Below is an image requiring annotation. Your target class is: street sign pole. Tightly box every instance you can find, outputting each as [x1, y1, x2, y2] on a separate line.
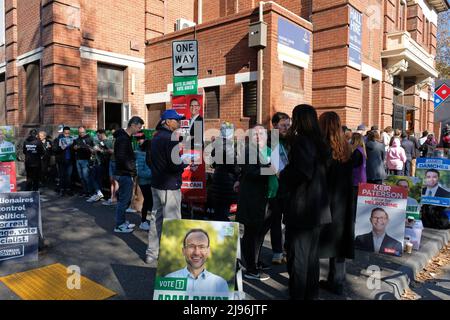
[172, 40, 198, 96]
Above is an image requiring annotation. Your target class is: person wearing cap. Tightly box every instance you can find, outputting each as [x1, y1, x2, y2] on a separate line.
[356, 124, 366, 135]
[113, 116, 145, 233]
[145, 109, 188, 265]
[23, 129, 44, 191]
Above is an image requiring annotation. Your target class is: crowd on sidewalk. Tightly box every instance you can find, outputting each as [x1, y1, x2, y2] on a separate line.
[21, 104, 450, 300]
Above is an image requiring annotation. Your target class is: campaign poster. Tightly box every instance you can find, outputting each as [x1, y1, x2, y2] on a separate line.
[383, 176, 422, 219]
[355, 183, 407, 257]
[416, 158, 450, 207]
[153, 219, 240, 300]
[171, 94, 206, 203]
[0, 126, 16, 162]
[0, 162, 17, 193]
[0, 192, 40, 264]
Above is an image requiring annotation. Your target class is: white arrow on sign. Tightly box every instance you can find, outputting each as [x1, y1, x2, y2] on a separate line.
[172, 40, 198, 77]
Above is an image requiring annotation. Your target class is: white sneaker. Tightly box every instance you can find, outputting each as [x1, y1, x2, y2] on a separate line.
[126, 207, 137, 213]
[125, 221, 136, 228]
[86, 193, 103, 203]
[114, 223, 134, 233]
[102, 199, 116, 206]
[139, 221, 150, 231]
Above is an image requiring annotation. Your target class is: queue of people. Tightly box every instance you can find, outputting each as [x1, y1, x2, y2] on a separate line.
[20, 105, 446, 301]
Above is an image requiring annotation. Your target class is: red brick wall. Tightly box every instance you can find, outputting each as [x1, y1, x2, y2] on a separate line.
[146, 4, 313, 130]
[17, 0, 40, 56]
[202, 0, 313, 23]
[145, 0, 195, 40]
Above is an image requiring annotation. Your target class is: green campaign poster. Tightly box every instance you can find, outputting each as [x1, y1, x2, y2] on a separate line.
[0, 126, 16, 162]
[173, 76, 198, 96]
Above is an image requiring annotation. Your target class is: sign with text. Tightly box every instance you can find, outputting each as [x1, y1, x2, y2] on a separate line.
[172, 94, 206, 203]
[0, 192, 40, 264]
[349, 6, 362, 70]
[355, 183, 407, 257]
[416, 158, 450, 207]
[0, 162, 17, 193]
[277, 17, 311, 69]
[153, 219, 240, 300]
[173, 76, 198, 96]
[172, 40, 198, 77]
[383, 176, 422, 219]
[0, 126, 16, 162]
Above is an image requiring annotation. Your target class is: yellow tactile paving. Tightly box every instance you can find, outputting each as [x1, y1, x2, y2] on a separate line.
[0, 263, 116, 300]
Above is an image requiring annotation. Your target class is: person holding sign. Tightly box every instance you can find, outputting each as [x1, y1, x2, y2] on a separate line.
[355, 208, 402, 256]
[165, 229, 229, 294]
[421, 169, 450, 198]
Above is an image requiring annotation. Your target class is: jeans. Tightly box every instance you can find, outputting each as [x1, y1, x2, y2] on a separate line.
[146, 188, 181, 261]
[404, 160, 412, 176]
[115, 176, 134, 227]
[91, 164, 104, 193]
[139, 184, 153, 222]
[76, 160, 94, 194]
[58, 160, 73, 191]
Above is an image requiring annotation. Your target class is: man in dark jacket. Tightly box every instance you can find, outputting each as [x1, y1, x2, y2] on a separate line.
[355, 208, 402, 256]
[73, 126, 96, 198]
[54, 126, 74, 195]
[23, 129, 44, 191]
[145, 109, 187, 265]
[38, 131, 52, 187]
[401, 132, 415, 176]
[113, 116, 144, 233]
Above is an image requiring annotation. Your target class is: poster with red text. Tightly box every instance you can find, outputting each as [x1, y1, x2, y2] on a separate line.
[0, 161, 17, 193]
[355, 183, 407, 257]
[171, 94, 206, 203]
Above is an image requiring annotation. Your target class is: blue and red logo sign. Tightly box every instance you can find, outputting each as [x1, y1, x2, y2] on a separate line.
[435, 83, 450, 110]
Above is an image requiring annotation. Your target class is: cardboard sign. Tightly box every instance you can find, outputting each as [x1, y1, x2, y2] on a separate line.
[416, 158, 450, 207]
[0, 162, 17, 193]
[355, 183, 407, 256]
[153, 219, 241, 300]
[0, 192, 40, 264]
[0, 126, 16, 162]
[171, 94, 206, 203]
[383, 176, 422, 219]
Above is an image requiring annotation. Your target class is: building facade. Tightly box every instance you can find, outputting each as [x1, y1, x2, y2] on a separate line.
[0, 0, 448, 138]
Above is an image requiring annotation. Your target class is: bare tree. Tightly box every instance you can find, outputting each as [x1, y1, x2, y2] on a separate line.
[437, 11, 450, 79]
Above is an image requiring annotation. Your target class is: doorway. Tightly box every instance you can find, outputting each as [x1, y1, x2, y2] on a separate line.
[105, 102, 122, 130]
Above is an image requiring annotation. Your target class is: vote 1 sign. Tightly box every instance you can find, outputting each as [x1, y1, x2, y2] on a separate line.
[0, 192, 40, 264]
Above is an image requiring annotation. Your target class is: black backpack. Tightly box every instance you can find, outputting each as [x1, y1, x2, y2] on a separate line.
[421, 205, 450, 229]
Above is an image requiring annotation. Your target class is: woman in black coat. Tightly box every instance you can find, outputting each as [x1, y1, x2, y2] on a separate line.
[365, 130, 386, 185]
[236, 124, 278, 281]
[209, 123, 240, 221]
[318, 111, 354, 295]
[280, 104, 332, 300]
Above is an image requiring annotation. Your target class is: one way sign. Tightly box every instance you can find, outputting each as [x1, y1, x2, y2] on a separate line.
[172, 40, 198, 77]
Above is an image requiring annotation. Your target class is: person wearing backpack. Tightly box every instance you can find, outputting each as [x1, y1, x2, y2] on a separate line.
[135, 132, 152, 231]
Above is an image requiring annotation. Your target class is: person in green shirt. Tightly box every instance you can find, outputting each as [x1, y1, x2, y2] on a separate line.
[235, 124, 278, 281]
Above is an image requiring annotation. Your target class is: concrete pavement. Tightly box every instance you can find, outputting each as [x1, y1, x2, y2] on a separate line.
[0, 185, 449, 300]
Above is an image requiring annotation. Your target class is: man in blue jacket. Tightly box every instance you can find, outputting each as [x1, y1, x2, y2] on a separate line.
[146, 109, 187, 266]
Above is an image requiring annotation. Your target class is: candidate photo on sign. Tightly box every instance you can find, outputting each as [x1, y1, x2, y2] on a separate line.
[355, 207, 403, 256]
[421, 169, 450, 198]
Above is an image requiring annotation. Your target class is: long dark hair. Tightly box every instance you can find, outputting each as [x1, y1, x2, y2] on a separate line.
[287, 104, 328, 160]
[319, 111, 351, 162]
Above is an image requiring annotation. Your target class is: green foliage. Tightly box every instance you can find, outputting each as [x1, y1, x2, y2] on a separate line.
[157, 220, 238, 290]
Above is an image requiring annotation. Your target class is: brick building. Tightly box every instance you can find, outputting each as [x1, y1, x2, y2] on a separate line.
[0, 0, 448, 138]
[145, 0, 449, 136]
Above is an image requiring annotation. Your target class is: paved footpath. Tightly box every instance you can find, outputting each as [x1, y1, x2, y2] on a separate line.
[0, 185, 449, 300]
